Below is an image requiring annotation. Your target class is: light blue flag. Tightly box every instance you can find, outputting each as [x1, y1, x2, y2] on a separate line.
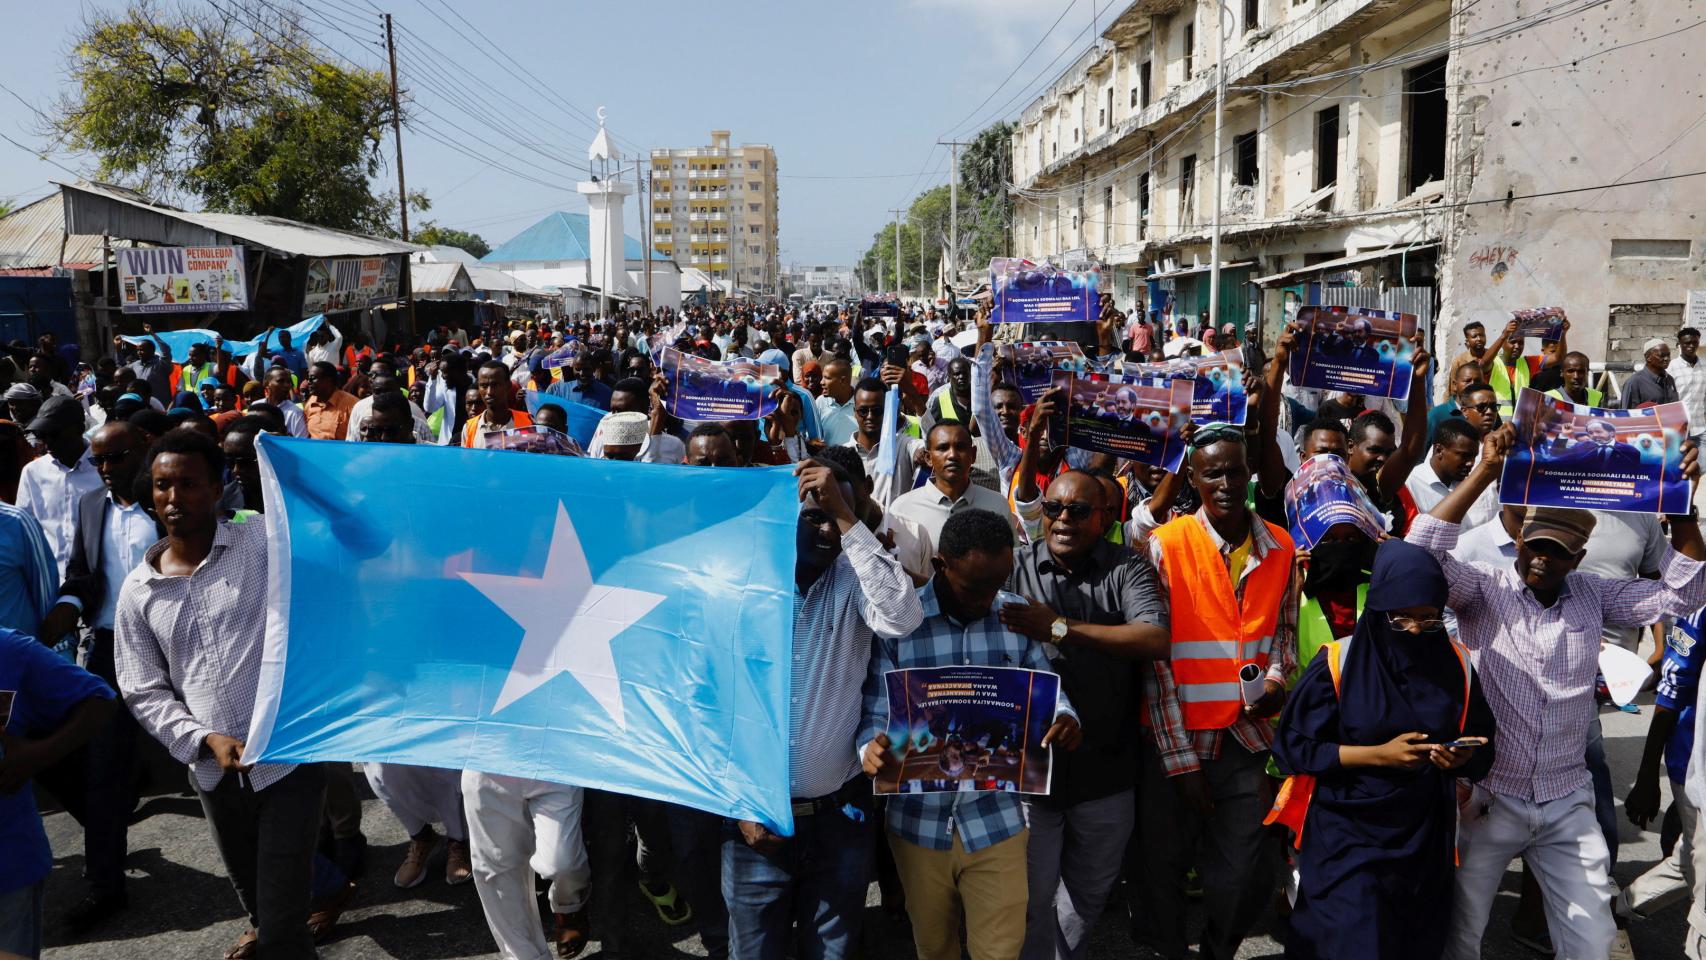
[121, 314, 327, 359]
[243, 435, 799, 832]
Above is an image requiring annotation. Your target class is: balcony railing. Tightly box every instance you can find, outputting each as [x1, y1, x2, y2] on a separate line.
[688, 211, 729, 223]
[691, 190, 728, 200]
[688, 168, 730, 180]
[651, 211, 673, 222]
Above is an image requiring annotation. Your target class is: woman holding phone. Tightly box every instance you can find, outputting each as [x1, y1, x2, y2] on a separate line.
[1271, 538, 1496, 960]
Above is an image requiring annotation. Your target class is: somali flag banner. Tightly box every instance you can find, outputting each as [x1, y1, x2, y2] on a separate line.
[243, 435, 799, 832]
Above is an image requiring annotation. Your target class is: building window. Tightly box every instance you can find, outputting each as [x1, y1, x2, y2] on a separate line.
[1102, 184, 1113, 244]
[1404, 55, 1449, 193]
[1139, 60, 1152, 108]
[748, 160, 759, 169]
[1244, 0, 1259, 31]
[1137, 172, 1151, 239]
[749, 182, 761, 191]
[1610, 239, 1693, 260]
[1183, 21, 1195, 78]
[1179, 154, 1196, 226]
[749, 203, 760, 212]
[1105, 87, 1114, 127]
[1315, 106, 1340, 194]
[1233, 131, 1259, 187]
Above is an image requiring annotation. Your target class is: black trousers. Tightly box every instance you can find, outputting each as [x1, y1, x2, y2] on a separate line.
[194, 764, 326, 958]
[34, 629, 137, 898]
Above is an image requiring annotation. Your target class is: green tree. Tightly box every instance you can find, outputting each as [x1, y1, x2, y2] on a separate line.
[49, 1, 421, 235]
[858, 121, 1013, 294]
[415, 222, 491, 259]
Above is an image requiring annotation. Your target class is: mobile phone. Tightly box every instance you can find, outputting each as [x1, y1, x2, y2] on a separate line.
[885, 344, 909, 368]
[1436, 737, 1487, 750]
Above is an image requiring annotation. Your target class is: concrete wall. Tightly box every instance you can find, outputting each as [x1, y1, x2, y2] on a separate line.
[1437, 0, 1706, 394]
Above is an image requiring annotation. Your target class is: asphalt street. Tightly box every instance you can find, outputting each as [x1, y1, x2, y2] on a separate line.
[38, 699, 1691, 960]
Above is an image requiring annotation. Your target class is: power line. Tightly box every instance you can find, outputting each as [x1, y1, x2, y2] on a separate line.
[0, 128, 82, 178]
[941, 0, 1080, 138]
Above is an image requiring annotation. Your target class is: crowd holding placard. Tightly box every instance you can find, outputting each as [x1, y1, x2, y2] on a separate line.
[5, 293, 1706, 960]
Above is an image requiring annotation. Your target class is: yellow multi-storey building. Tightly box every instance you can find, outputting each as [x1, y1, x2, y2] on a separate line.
[650, 131, 779, 295]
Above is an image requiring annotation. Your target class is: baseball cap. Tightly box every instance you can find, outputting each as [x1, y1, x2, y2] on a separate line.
[26, 395, 84, 435]
[1521, 507, 1595, 554]
[758, 348, 790, 371]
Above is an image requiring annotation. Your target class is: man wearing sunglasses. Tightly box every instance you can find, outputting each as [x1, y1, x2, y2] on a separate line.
[1140, 424, 1300, 960]
[844, 378, 923, 510]
[999, 441, 1169, 960]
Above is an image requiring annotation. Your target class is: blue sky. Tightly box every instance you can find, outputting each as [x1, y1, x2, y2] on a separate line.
[0, 0, 1104, 266]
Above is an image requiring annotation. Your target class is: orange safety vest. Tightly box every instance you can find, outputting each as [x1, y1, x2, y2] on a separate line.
[1264, 639, 1472, 849]
[461, 408, 533, 448]
[1152, 515, 1295, 731]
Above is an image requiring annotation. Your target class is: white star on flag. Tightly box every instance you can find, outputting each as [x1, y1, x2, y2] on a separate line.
[459, 503, 665, 729]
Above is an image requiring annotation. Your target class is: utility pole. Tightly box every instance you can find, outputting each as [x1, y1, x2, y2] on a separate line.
[640, 158, 653, 316]
[890, 208, 904, 297]
[919, 220, 926, 303]
[1208, 0, 1225, 334]
[938, 139, 970, 289]
[384, 14, 408, 241]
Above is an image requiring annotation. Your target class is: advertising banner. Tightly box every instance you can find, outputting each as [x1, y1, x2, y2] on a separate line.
[989, 258, 1099, 325]
[1047, 369, 1192, 471]
[1499, 388, 1691, 515]
[1512, 306, 1567, 342]
[1285, 453, 1388, 548]
[1288, 305, 1419, 400]
[302, 255, 403, 317]
[994, 340, 1090, 403]
[659, 346, 781, 421]
[1134, 350, 1248, 426]
[117, 245, 248, 314]
[874, 665, 1059, 796]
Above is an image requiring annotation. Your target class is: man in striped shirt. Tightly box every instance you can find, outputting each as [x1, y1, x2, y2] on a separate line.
[721, 457, 922, 960]
[1415, 427, 1706, 960]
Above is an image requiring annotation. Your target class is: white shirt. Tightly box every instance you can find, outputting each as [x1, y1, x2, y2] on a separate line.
[889, 480, 1018, 548]
[1670, 354, 1706, 434]
[16, 446, 102, 580]
[1579, 511, 1668, 651]
[95, 497, 159, 631]
[1405, 457, 1501, 531]
[343, 394, 431, 442]
[276, 398, 309, 438]
[846, 435, 922, 510]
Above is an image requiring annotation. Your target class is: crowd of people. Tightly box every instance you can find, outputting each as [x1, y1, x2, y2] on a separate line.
[3, 294, 1706, 960]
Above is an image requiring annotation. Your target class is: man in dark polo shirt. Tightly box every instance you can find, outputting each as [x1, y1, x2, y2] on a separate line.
[997, 469, 1170, 960]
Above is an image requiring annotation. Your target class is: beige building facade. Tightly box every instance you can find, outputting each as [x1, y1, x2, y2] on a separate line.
[650, 131, 781, 296]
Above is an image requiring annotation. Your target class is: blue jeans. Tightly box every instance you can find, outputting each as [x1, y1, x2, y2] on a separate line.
[1586, 712, 1618, 868]
[721, 803, 874, 960]
[0, 882, 44, 959]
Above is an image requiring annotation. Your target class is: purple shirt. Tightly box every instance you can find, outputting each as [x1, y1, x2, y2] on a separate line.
[1409, 514, 1706, 802]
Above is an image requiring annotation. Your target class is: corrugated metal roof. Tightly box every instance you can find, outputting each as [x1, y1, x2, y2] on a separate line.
[59, 181, 421, 258]
[464, 263, 550, 296]
[410, 261, 471, 294]
[0, 193, 108, 269]
[481, 211, 668, 264]
[414, 245, 480, 264]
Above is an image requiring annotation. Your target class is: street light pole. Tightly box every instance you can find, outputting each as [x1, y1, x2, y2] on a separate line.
[890, 208, 904, 297]
[1209, 0, 1226, 334]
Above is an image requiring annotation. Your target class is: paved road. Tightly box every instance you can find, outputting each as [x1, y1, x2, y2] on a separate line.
[39, 700, 1690, 959]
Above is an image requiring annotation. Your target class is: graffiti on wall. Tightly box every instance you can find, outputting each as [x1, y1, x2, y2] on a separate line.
[1468, 244, 1520, 283]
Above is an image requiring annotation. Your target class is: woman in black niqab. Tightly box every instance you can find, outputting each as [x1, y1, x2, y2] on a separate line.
[1272, 538, 1497, 960]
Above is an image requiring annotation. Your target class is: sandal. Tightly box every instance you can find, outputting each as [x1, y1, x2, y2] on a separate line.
[223, 929, 258, 960]
[638, 879, 693, 926]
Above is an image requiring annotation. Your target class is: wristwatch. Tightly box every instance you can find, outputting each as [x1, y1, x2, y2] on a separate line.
[1049, 617, 1069, 642]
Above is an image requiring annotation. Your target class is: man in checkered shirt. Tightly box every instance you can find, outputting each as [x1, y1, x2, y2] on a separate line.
[1412, 426, 1706, 960]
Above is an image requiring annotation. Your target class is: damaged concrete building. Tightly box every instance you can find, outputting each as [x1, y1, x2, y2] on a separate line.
[1008, 0, 1704, 396]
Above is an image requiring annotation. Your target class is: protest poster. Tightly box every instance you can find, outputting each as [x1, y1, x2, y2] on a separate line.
[994, 340, 1089, 403]
[1285, 454, 1388, 548]
[859, 295, 902, 319]
[543, 341, 583, 370]
[1047, 369, 1192, 471]
[482, 424, 582, 456]
[874, 665, 1059, 796]
[1512, 306, 1567, 342]
[1135, 350, 1248, 426]
[658, 346, 780, 421]
[1288, 305, 1419, 400]
[1498, 388, 1690, 515]
[989, 258, 1099, 325]
[117, 245, 248, 314]
[302, 255, 403, 317]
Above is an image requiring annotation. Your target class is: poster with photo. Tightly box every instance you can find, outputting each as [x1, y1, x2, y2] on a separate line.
[481, 424, 582, 456]
[1135, 350, 1248, 426]
[1499, 388, 1690, 515]
[994, 340, 1089, 403]
[301, 255, 403, 317]
[1288, 305, 1420, 400]
[875, 665, 1060, 796]
[658, 346, 781, 421]
[1285, 454, 1388, 548]
[859, 295, 902, 319]
[1512, 307, 1567, 342]
[1047, 369, 1192, 471]
[989, 258, 1100, 325]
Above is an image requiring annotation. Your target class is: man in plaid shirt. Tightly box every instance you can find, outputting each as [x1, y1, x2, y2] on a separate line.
[861, 508, 1079, 960]
[1413, 427, 1706, 960]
